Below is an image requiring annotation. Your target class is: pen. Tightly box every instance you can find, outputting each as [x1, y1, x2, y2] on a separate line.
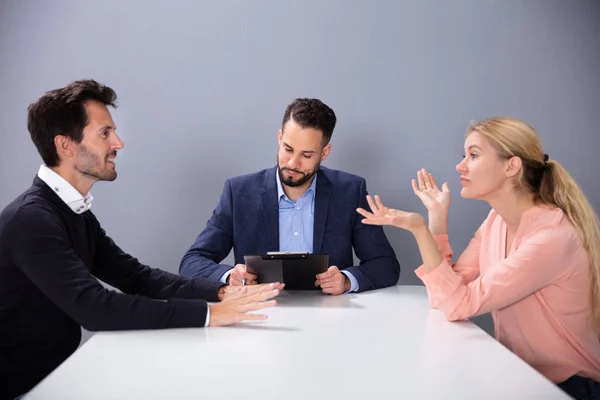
[242, 265, 247, 286]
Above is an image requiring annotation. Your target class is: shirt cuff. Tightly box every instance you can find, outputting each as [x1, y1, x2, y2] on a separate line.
[204, 304, 211, 327]
[341, 270, 359, 293]
[415, 261, 463, 308]
[433, 234, 449, 242]
[220, 269, 233, 284]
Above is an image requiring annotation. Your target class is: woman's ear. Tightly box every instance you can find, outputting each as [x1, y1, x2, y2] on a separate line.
[505, 156, 523, 178]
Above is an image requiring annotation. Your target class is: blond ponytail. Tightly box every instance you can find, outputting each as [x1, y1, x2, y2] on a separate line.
[538, 160, 600, 332]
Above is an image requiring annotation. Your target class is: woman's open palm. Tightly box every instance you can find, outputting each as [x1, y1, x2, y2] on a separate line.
[357, 195, 425, 232]
[412, 169, 451, 213]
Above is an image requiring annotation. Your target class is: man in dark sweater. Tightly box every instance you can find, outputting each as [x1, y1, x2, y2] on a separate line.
[0, 80, 283, 399]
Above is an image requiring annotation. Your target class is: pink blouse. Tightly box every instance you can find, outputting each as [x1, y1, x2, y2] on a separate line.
[416, 206, 600, 383]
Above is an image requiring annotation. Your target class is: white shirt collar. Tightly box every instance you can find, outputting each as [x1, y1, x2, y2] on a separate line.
[37, 165, 94, 214]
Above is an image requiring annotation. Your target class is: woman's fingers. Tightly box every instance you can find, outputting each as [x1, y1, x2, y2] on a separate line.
[428, 172, 439, 191]
[374, 195, 386, 212]
[366, 195, 379, 214]
[417, 170, 426, 190]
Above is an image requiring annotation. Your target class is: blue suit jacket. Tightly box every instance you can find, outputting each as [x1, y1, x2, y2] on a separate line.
[179, 166, 400, 292]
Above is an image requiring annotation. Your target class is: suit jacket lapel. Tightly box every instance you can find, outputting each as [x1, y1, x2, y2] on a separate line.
[261, 167, 279, 252]
[313, 169, 331, 253]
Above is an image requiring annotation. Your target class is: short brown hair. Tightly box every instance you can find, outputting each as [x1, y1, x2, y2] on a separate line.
[281, 98, 337, 146]
[27, 79, 117, 167]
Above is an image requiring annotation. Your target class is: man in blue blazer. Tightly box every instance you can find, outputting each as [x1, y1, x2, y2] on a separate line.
[180, 98, 400, 294]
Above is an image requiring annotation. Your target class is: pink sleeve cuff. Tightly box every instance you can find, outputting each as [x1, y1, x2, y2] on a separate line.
[433, 234, 449, 243]
[415, 261, 463, 308]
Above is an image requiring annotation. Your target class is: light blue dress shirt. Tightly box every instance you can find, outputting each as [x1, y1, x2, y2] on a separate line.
[276, 171, 316, 253]
[276, 171, 358, 292]
[221, 171, 359, 292]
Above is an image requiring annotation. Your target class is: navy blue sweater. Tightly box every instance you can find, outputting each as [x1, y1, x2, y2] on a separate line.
[0, 177, 224, 399]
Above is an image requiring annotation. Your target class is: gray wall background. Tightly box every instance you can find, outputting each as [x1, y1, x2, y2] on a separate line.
[1, 0, 599, 341]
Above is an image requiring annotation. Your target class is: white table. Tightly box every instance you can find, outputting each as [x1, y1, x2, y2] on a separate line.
[25, 286, 569, 399]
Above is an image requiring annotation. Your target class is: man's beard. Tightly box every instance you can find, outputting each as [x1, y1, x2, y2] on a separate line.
[278, 159, 320, 188]
[75, 145, 118, 182]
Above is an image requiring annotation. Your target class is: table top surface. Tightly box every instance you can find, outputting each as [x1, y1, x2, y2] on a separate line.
[26, 285, 569, 399]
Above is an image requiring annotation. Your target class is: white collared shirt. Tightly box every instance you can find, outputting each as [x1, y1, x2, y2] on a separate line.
[37, 165, 94, 214]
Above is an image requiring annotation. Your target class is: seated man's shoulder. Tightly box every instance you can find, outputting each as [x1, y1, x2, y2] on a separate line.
[0, 187, 57, 235]
[226, 168, 273, 189]
[320, 166, 366, 186]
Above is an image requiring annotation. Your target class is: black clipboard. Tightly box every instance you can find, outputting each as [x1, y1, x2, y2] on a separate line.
[244, 252, 329, 290]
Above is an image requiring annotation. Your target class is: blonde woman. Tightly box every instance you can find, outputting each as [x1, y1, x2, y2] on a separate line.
[357, 118, 600, 399]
